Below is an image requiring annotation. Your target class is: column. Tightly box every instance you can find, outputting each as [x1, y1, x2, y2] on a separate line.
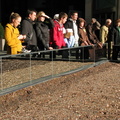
[85, 0, 93, 23]
[116, 0, 120, 19]
[0, 0, 1, 22]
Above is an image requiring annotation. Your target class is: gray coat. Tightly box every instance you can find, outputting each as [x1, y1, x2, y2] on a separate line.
[21, 18, 37, 46]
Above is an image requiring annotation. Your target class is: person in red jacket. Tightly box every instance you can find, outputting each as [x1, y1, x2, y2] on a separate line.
[50, 12, 68, 58]
[50, 12, 68, 49]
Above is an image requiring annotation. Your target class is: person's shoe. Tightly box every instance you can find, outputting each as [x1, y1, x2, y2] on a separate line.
[22, 48, 31, 53]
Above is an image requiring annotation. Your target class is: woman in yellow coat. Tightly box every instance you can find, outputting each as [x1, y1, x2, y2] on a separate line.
[4, 12, 26, 54]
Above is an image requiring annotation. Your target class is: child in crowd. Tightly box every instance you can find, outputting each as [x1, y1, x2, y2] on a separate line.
[64, 29, 75, 48]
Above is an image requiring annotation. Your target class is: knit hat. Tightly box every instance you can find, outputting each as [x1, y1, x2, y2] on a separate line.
[53, 14, 59, 20]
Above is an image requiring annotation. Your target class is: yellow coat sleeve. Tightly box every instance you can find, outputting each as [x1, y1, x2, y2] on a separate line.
[4, 24, 21, 48]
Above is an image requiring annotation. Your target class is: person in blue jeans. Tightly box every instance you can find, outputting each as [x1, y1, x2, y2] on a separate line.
[64, 29, 75, 48]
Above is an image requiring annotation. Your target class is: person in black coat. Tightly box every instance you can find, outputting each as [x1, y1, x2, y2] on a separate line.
[110, 19, 120, 60]
[35, 11, 54, 51]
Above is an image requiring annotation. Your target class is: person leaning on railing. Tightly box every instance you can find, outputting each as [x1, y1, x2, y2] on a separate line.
[86, 18, 103, 49]
[49, 12, 68, 58]
[78, 18, 94, 59]
[34, 11, 54, 51]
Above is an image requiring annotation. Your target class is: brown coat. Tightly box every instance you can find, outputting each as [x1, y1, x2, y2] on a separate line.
[86, 23, 103, 48]
[78, 27, 92, 46]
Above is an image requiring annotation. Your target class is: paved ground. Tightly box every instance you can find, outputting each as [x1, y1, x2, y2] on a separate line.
[0, 61, 120, 119]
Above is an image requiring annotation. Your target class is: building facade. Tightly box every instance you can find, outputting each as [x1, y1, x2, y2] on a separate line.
[0, 0, 120, 26]
[85, 0, 120, 25]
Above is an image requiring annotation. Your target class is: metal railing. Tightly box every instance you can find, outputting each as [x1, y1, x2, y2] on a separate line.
[0, 45, 108, 96]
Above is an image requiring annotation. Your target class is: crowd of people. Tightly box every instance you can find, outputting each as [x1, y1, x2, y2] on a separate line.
[1, 9, 120, 60]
